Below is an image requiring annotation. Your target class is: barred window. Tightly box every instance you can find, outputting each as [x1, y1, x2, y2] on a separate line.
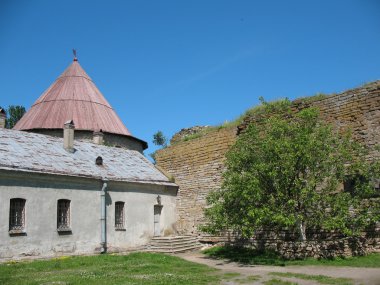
[9, 198, 26, 232]
[57, 199, 71, 231]
[115, 202, 125, 230]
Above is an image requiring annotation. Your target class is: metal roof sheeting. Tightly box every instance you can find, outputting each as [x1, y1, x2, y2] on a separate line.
[13, 60, 131, 136]
[0, 129, 176, 186]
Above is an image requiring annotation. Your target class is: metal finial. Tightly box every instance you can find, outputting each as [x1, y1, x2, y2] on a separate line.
[73, 49, 78, 61]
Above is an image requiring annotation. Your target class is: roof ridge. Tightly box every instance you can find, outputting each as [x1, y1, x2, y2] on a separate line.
[57, 75, 93, 82]
[31, 99, 115, 109]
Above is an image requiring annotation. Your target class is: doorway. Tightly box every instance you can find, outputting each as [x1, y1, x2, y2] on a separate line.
[154, 205, 162, 237]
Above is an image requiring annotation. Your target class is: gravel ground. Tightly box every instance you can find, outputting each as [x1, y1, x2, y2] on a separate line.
[177, 252, 380, 285]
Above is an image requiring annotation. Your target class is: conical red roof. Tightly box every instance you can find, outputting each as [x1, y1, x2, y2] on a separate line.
[14, 59, 132, 136]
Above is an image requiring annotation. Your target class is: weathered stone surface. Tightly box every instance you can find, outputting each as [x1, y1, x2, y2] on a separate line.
[156, 127, 237, 235]
[239, 81, 380, 159]
[235, 225, 380, 259]
[170, 126, 211, 145]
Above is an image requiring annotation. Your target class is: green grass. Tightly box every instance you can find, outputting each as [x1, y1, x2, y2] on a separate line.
[236, 275, 261, 283]
[221, 272, 241, 279]
[0, 252, 220, 285]
[269, 272, 353, 285]
[203, 245, 380, 267]
[296, 93, 330, 103]
[219, 272, 261, 284]
[179, 122, 237, 143]
[264, 278, 298, 285]
[183, 132, 204, 141]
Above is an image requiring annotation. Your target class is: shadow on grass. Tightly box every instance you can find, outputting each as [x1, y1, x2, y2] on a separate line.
[203, 245, 287, 266]
[203, 246, 380, 268]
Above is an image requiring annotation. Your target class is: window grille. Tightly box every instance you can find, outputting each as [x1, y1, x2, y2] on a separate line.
[9, 198, 26, 231]
[57, 199, 71, 231]
[115, 202, 125, 230]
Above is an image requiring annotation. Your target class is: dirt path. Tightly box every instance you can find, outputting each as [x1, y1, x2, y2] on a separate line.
[177, 252, 380, 285]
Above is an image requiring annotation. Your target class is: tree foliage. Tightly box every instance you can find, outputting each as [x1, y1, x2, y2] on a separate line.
[153, 131, 167, 147]
[1, 105, 26, 129]
[150, 131, 168, 164]
[202, 103, 379, 241]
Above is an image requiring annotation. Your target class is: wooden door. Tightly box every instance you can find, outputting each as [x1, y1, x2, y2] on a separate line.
[154, 205, 162, 237]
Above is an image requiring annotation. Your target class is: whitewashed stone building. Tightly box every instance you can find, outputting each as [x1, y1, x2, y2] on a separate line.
[0, 55, 178, 259]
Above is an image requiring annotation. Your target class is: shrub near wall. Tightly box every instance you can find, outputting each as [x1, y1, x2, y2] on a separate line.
[156, 81, 380, 256]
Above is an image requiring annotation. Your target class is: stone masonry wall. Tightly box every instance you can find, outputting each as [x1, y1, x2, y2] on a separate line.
[155, 127, 237, 235]
[239, 81, 380, 159]
[244, 235, 379, 259]
[156, 81, 380, 238]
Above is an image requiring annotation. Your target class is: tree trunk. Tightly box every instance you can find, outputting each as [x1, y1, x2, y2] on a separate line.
[297, 220, 307, 241]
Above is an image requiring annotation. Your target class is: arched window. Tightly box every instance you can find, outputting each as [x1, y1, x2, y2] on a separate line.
[115, 202, 125, 230]
[9, 198, 26, 232]
[57, 199, 71, 231]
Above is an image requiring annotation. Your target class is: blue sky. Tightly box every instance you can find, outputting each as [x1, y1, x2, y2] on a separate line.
[1, 0, 379, 156]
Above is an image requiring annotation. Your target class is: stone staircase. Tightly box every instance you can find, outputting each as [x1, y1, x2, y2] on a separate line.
[145, 236, 202, 253]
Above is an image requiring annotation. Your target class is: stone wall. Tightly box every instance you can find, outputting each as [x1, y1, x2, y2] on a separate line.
[230, 224, 380, 259]
[276, 238, 377, 259]
[170, 126, 211, 144]
[239, 81, 380, 158]
[156, 127, 237, 235]
[156, 81, 380, 238]
[245, 236, 379, 259]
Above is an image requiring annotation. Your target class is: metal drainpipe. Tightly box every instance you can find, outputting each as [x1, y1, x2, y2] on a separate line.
[100, 179, 108, 253]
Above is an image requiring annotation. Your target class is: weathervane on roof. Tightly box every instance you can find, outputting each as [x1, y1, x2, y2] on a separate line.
[73, 49, 78, 61]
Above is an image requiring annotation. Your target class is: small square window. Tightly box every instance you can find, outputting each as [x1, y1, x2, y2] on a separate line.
[57, 199, 71, 232]
[115, 202, 125, 230]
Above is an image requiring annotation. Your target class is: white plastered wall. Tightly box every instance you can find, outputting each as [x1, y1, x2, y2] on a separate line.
[106, 181, 177, 251]
[0, 170, 177, 260]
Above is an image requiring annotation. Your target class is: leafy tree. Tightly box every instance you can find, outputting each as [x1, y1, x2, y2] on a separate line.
[150, 131, 168, 164]
[5, 105, 26, 129]
[153, 130, 167, 147]
[202, 103, 379, 241]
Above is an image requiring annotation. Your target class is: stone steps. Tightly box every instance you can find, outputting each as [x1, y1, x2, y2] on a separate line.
[145, 236, 202, 253]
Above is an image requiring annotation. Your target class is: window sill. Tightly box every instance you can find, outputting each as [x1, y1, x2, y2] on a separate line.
[115, 228, 126, 231]
[57, 228, 72, 235]
[9, 229, 27, 236]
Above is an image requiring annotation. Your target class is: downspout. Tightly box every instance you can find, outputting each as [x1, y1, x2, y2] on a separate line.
[100, 179, 108, 253]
